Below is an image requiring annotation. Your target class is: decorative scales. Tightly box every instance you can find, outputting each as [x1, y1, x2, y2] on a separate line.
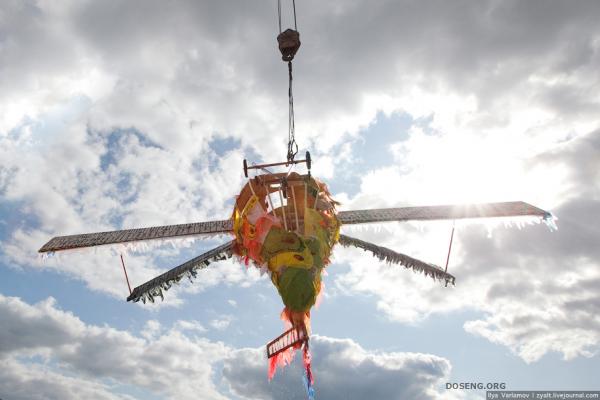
[38, 3, 554, 398]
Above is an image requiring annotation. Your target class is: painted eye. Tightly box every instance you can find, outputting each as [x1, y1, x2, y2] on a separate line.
[293, 255, 304, 261]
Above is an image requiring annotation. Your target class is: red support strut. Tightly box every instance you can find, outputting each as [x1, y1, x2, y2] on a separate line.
[444, 223, 456, 287]
[120, 254, 132, 295]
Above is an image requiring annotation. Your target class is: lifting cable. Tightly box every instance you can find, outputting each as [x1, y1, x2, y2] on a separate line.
[277, 0, 300, 164]
[287, 60, 297, 163]
[277, 0, 298, 35]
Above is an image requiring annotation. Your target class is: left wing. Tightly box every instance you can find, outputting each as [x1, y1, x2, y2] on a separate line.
[39, 219, 233, 253]
[127, 240, 235, 303]
[338, 234, 455, 285]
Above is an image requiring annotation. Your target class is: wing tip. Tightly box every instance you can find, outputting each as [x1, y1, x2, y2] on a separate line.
[38, 242, 53, 253]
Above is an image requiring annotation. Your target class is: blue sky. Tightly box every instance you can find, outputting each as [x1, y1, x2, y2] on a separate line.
[1, 1, 600, 399]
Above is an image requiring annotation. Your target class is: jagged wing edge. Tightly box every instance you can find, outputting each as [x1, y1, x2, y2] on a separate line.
[38, 219, 234, 253]
[127, 240, 236, 303]
[338, 234, 456, 285]
[337, 201, 551, 225]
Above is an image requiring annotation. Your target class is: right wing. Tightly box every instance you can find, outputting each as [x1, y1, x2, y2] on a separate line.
[338, 201, 549, 225]
[127, 240, 235, 303]
[338, 234, 455, 285]
[38, 219, 233, 253]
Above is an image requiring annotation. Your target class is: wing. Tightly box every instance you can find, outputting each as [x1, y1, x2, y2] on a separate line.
[338, 234, 455, 285]
[338, 201, 549, 225]
[38, 219, 233, 253]
[127, 240, 235, 303]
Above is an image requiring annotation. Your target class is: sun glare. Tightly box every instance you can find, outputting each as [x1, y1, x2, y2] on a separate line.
[393, 130, 567, 209]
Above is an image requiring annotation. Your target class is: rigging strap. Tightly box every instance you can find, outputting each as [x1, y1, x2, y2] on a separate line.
[287, 61, 298, 163]
[277, 0, 282, 32]
[277, 0, 301, 164]
[277, 0, 298, 33]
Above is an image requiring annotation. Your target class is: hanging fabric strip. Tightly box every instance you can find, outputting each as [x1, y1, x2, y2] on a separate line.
[338, 234, 456, 285]
[302, 342, 315, 400]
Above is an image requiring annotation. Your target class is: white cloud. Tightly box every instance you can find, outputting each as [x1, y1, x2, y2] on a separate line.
[222, 335, 459, 400]
[141, 319, 162, 340]
[0, 293, 229, 400]
[0, 293, 460, 400]
[0, 357, 136, 400]
[1, 0, 599, 372]
[210, 315, 234, 331]
[334, 129, 600, 362]
[175, 319, 208, 334]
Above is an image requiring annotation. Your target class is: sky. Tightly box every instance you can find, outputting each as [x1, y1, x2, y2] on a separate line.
[1, 0, 599, 399]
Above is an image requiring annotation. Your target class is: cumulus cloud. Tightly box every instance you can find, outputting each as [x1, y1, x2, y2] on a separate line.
[222, 335, 456, 400]
[210, 315, 234, 331]
[0, 357, 135, 400]
[1, 0, 599, 373]
[0, 293, 458, 400]
[174, 319, 208, 334]
[2, 0, 599, 301]
[335, 128, 600, 362]
[0, 293, 229, 400]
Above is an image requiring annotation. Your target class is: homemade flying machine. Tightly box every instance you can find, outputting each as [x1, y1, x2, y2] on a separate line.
[37, 159, 551, 393]
[38, 2, 553, 398]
